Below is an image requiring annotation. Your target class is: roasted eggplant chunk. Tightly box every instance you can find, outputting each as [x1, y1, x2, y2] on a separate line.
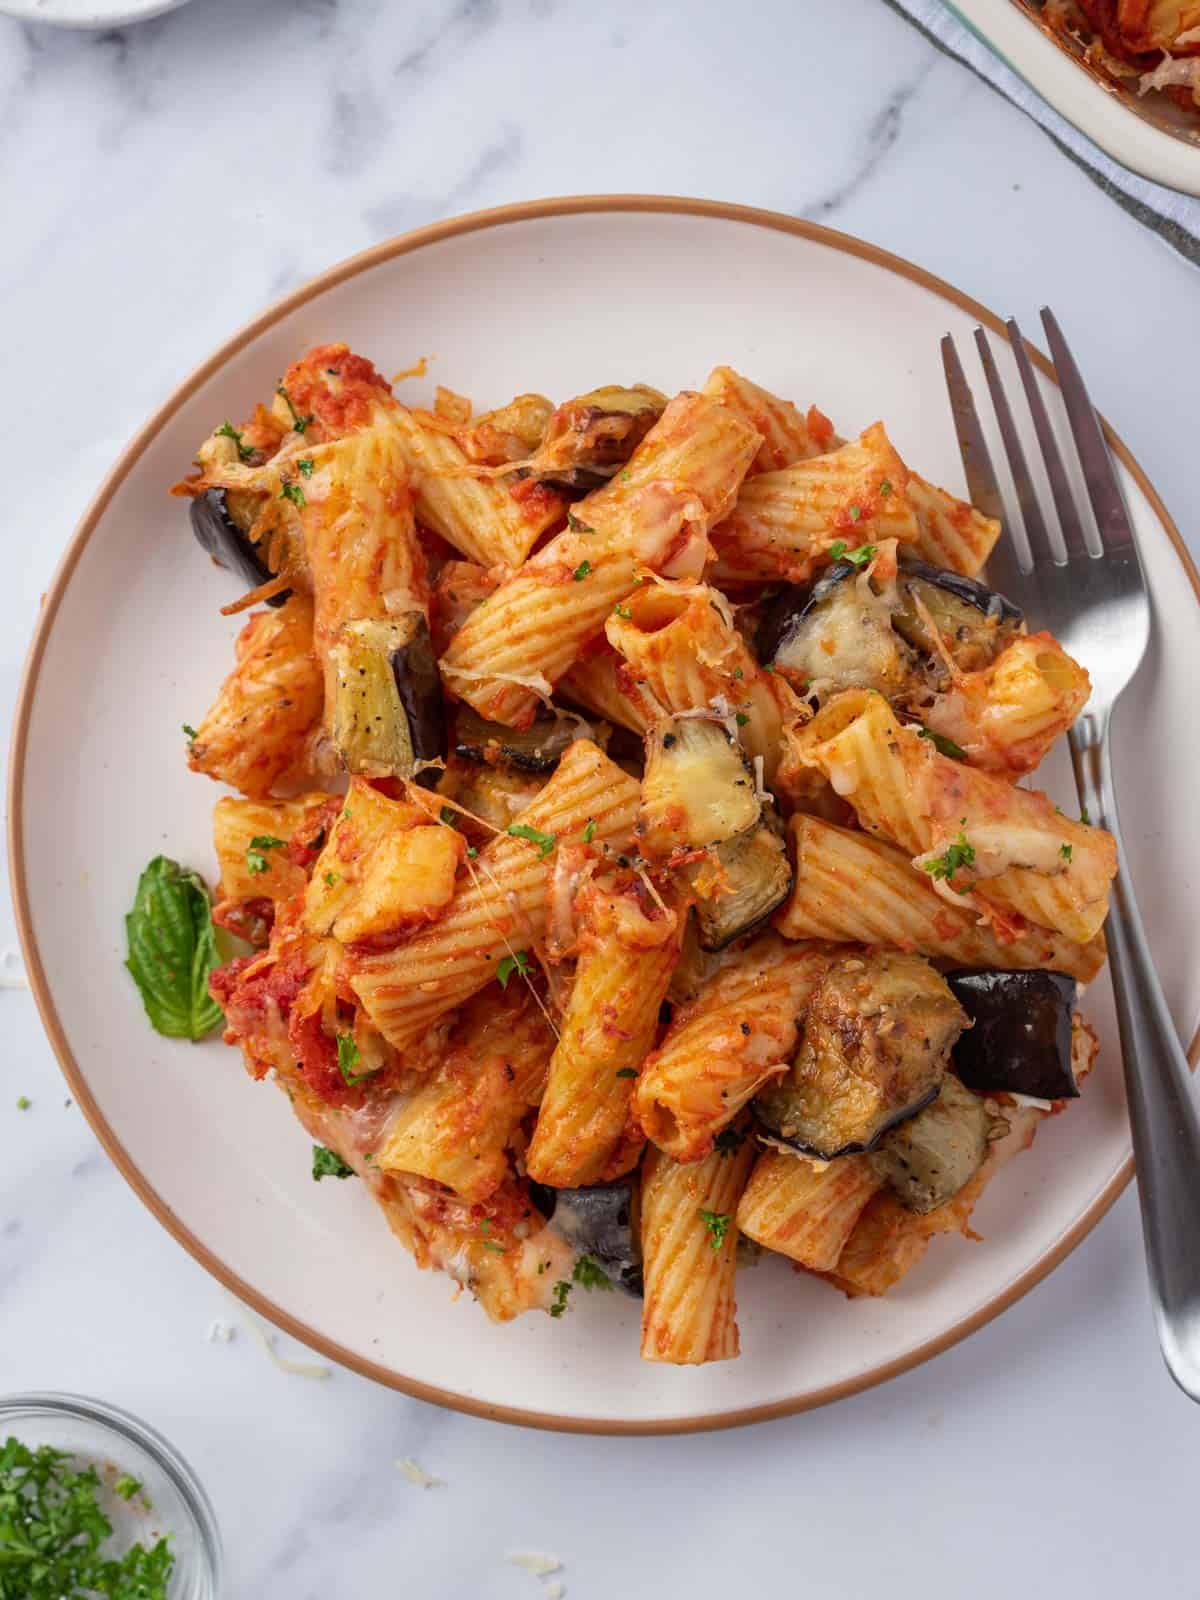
[759, 561, 913, 697]
[529, 385, 667, 492]
[695, 823, 793, 952]
[892, 557, 1023, 673]
[869, 1073, 1006, 1213]
[190, 487, 288, 606]
[330, 614, 445, 785]
[947, 969, 1079, 1100]
[753, 952, 967, 1158]
[454, 706, 581, 772]
[531, 1177, 642, 1296]
[639, 716, 761, 853]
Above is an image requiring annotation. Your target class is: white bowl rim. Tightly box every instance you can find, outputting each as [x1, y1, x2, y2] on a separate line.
[9, 194, 1200, 1434]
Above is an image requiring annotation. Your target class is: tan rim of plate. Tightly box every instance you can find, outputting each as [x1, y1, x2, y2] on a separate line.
[9, 195, 1200, 1435]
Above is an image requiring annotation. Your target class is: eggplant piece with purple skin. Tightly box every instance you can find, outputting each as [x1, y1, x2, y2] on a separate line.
[454, 706, 579, 773]
[892, 557, 1023, 673]
[190, 488, 289, 607]
[947, 969, 1079, 1100]
[330, 614, 445, 787]
[529, 1177, 642, 1296]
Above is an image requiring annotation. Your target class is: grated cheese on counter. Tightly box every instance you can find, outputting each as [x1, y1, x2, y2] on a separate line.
[508, 1552, 562, 1577]
[396, 1457, 445, 1489]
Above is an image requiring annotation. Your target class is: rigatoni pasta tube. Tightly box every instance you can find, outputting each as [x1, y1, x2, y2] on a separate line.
[736, 1150, 882, 1271]
[708, 423, 919, 586]
[605, 581, 801, 785]
[557, 645, 649, 734]
[388, 404, 565, 569]
[635, 934, 834, 1162]
[790, 689, 1117, 943]
[776, 814, 1106, 983]
[211, 792, 334, 940]
[352, 741, 640, 1049]
[375, 984, 555, 1202]
[640, 1133, 757, 1364]
[526, 879, 684, 1189]
[907, 474, 1000, 579]
[702, 366, 837, 474]
[440, 392, 760, 727]
[923, 632, 1091, 778]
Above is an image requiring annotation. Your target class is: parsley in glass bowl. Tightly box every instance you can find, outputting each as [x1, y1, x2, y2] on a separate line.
[0, 1393, 222, 1598]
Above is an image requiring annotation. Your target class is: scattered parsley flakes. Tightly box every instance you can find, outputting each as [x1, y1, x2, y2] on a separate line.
[848, 503, 863, 522]
[496, 950, 531, 989]
[113, 1474, 141, 1502]
[297, 457, 315, 477]
[0, 1438, 175, 1599]
[507, 823, 557, 858]
[246, 834, 286, 875]
[1060, 843, 1073, 862]
[828, 539, 876, 567]
[620, 468, 631, 481]
[573, 560, 592, 581]
[215, 420, 254, 461]
[1080, 805, 1090, 825]
[613, 603, 632, 620]
[466, 846, 478, 859]
[733, 667, 743, 680]
[549, 1279, 572, 1317]
[336, 1033, 375, 1087]
[917, 726, 966, 761]
[572, 1254, 613, 1291]
[923, 830, 976, 883]
[16, 1096, 30, 1111]
[182, 723, 198, 746]
[280, 480, 306, 508]
[276, 384, 312, 434]
[699, 1208, 732, 1250]
[735, 712, 750, 727]
[312, 1144, 355, 1181]
[879, 478, 893, 497]
[439, 805, 458, 826]
[567, 511, 595, 533]
[615, 1067, 637, 1079]
[582, 819, 596, 844]
[324, 871, 339, 887]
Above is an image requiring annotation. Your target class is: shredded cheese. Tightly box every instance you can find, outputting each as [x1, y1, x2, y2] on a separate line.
[235, 1304, 331, 1379]
[508, 1552, 562, 1577]
[205, 1319, 236, 1343]
[0, 948, 29, 990]
[396, 1457, 445, 1489]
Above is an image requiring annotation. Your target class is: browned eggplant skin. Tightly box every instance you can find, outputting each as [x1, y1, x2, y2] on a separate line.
[453, 707, 577, 773]
[694, 824, 793, 952]
[529, 1178, 643, 1296]
[868, 1073, 1004, 1213]
[753, 952, 967, 1158]
[190, 488, 289, 606]
[390, 614, 446, 789]
[947, 969, 1079, 1100]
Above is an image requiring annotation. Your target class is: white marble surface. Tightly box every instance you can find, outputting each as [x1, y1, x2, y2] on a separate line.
[2, 1, 1199, 1595]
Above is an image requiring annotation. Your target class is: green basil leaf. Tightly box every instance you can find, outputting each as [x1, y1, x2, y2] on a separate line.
[124, 856, 223, 1040]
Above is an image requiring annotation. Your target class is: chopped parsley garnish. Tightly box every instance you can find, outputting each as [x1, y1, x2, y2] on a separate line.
[567, 511, 594, 533]
[615, 1067, 637, 1079]
[735, 712, 750, 727]
[573, 560, 592, 581]
[572, 1255, 613, 1291]
[1060, 843, 1073, 862]
[276, 384, 312, 434]
[297, 457, 315, 476]
[324, 871, 339, 887]
[827, 539, 876, 567]
[280, 480, 306, 508]
[466, 846, 478, 859]
[0, 1437, 174, 1599]
[215, 420, 254, 462]
[733, 667, 743, 680]
[714, 1125, 747, 1158]
[245, 834, 286, 875]
[507, 823, 557, 858]
[620, 469, 631, 481]
[922, 830, 976, 883]
[1080, 805, 1090, 825]
[478, 1221, 506, 1254]
[439, 805, 458, 826]
[879, 479, 893, 497]
[918, 726, 966, 761]
[848, 504, 863, 522]
[336, 1033, 376, 1087]
[582, 819, 596, 844]
[312, 1144, 355, 1180]
[612, 603, 632, 620]
[698, 1208, 732, 1250]
[496, 950, 531, 989]
[16, 1096, 30, 1111]
[549, 1279, 572, 1317]
[125, 856, 223, 1040]
[113, 1474, 141, 1502]
[182, 723, 198, 746]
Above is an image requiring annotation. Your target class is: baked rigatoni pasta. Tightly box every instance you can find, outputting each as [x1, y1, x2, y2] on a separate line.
[160, 349, 1114, 1364]
[439, 392, 760, 727]
[640, 1130, 757, 1364]
[526, 877, 685, 1188]
[776, 814, 1107, 982]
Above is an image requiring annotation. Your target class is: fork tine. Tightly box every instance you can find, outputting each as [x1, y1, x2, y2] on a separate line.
[940, 335, 1006, 527]
[1040, 308, 1138, 559]
[974, 326, 1056, 569]
[1006, 317, 1091, 562]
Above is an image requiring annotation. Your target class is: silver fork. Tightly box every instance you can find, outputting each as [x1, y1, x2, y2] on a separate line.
[942, 310, 1200, 1403]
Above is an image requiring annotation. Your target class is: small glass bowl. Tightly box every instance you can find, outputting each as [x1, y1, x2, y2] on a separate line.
[0, 1392, 223, 1597]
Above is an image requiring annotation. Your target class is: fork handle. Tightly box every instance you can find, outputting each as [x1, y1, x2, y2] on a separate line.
[1072, 720, 1200, 1401]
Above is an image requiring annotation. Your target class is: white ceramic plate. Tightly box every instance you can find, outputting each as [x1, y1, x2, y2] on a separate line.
[0, 0, 190, 23]
[949, 0, 1200, 196]
[12, 198, 1200, 1433]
